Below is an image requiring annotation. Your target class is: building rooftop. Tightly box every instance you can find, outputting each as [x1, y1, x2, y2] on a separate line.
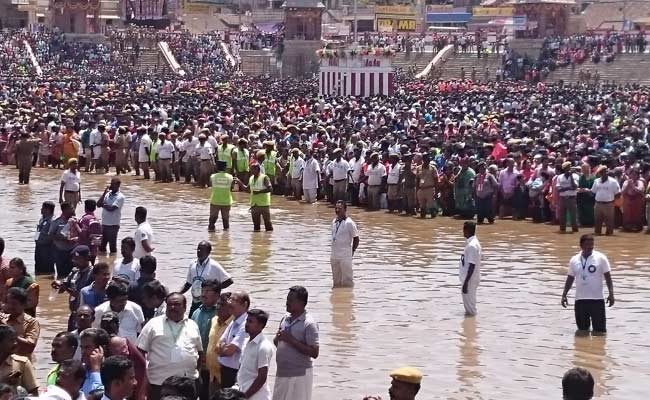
[282, 0, 325, 8]
[582, 0, 650, 30]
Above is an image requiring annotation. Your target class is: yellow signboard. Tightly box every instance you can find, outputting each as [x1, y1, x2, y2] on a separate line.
[397, 19, 416, 31]
[375, 5, 415, 16]
[472, 6, 515, 17]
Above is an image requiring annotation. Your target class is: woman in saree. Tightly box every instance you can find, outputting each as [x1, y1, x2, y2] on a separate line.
[454, 158, 476, 219]
[5, 257, 39, 317]
[577, 163, 596, 227]
[621, 168, 646, 232]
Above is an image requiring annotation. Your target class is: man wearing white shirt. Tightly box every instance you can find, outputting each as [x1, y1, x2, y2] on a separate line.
[59, 159, 82, 210]
[590, 166, 621, 235]
[331, 201, 360, 288]
[290, 149, 305, 201]
[302, 150, 321, 204]
[93, 283, 144, 343]
[328, 148, 350, 204]
[348, 147, 365, 206]
[556, 162, 579, 233]
[365, 153, 386, 210]
[113, 237, 140, 282]
[237, 309, 273, 400]
[197, 134, 215, 188]
[157, 132, 175, 183]
[138, 130, 152, 180]
[386, 154, 402, 213]
[459, 221, 481, 316]
[98, 178, 125, 254]
[133, 207, 154, 259]
[137, 293, 203, 400]
[562, 235, 615, 335]
[180, 241, 234, 316]
[218, 291, 250, 388]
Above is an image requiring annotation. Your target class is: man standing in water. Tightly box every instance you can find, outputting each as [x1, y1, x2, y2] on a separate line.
[330, 201, 359, 288]
[239, 163, 273, 232]
[459, 221, 481, 316]
[209, 161, 235, 232]
[562, 234, 615, 335]
[133, 207, 154, 259]
[59, 159, 82, 210]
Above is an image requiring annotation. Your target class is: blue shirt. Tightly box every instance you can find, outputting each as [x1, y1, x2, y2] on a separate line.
[191, 305, 217, 352]
[80, 284, 106, 308]
[82, 369, 103, 396]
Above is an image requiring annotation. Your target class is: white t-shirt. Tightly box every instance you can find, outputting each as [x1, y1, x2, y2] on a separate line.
[186, 258, 232, 302]
[387, 163, 402, 184]
[133, 221, 154, 259]
[302, 158, 321, 190]
[590, 177, 621, 202]
[113, 258, 141, 282]
[568, 250, 611, 300]
[93, 301, 145, 343]
[138, 134, 152, 163]
[459, 236, 481, 284]
[158, 141, 175, 159]
[236, 333, 274, 399]
[101, 191, 125, 227]
[329, 159, 351, 180]
[366, 164, 387, 186]
[61, 170, 81, 192]
[331, 217, 359, 259]
[291, 157, 305, 179]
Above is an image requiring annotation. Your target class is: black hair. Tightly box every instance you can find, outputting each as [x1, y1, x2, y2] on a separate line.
[84, 199, 97, 212]
[121, 236, 136, 249]
[60, 202, 73, 212]
[201, 279, 222, 293]
[143, 280, 168, 300]
[0, 383, 14, 396]
[139, 255, 157, 273]
[42, 201, 56, 213]
[135, 206, 147, 219]
[463, 221, 477, 236]
[92, 262, 110, 275]
[7, 287, 28, 306]
[247, 308, 269, 327]
[0, 324, 17, 343]
[101, 355, 133, 393]
[79, 328, 110, 347]
[8, 257, 28, 277]
[0, 237, 4, 255]
[562, 367, 594, 400]
[106, 282, 129, 300]
[162, 376, 196, 400]
[288, 285, 309, 306]
[55, 331, 79, 351]
[335, 200, 347, 209]
[580, 234, 594, 246]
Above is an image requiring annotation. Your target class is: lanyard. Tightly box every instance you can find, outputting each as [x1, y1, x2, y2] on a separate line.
[166, 320, 185, 344]
[580, 256, 589, 281]
[332, 219, 344, 242]
[196, 258, 210, 279]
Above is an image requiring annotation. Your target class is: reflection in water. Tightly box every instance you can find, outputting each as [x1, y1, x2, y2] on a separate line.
[249, 232, 272, 274]
[2, 168, 650, 399]
[457, 317, 482, 398]
[573, 334, 609, 398]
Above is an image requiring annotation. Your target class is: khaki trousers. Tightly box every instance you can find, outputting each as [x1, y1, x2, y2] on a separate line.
[594, 202, 615, 235]
[159, 159, 172, 182]
[64, 191, 80, 210]
[367, 185, 381, 210]
[333, 180, 348, 203]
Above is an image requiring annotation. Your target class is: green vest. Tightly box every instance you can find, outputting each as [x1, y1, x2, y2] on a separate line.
[210, 172, 234, 206]
[249, 174, 271, 206]
[150, 139, 160, 162]
[263, 150, 277, 176]
[236, 149, 250, 173]
[217, 144, 234, 169]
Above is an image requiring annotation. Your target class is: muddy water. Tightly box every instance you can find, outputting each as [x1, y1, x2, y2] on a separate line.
[1, 166, 649, 400]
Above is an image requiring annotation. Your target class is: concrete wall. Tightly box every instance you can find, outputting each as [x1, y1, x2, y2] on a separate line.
[281, 39, 323, 77]
[0, 0, 28, 29]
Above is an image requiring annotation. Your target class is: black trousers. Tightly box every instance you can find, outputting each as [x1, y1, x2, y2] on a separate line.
[100, 225, 120, 253]
[55, 248, 74, 278]
[220, 365, 238, 389]
[35, 243, 55, 275]
[475, 196, 495, 223]
[575, 299, 606, 333]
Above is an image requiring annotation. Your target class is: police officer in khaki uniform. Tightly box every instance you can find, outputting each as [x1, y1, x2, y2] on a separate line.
[0, 325, 39, 395]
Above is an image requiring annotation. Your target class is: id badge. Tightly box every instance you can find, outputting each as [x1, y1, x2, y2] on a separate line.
[170, 345, 184, 363]
[33, 229, 41, 241]
[191, 279, 203, 298]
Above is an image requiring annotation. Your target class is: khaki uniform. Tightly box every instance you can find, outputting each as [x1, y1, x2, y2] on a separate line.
[114, 134, 130, 174]
[0, 354, 39, 394]
[14, 139, 38, 184]
[416, 166, 438, 215]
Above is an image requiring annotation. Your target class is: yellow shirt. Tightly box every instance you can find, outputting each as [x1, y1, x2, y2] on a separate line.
[206, 315, 234, 382]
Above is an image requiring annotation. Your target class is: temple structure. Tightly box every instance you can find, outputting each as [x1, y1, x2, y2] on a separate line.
[281, 0, 325, 77]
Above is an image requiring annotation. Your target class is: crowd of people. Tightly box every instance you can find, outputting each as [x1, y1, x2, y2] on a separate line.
[0, 24, 647, 400]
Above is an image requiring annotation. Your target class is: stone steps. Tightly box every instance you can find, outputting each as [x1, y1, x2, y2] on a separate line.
[545, 54, 650, 85]
[391, 51, 435, 72]
[438, 53, 503, 81]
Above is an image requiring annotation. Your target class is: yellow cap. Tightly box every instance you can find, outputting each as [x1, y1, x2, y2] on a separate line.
[390, 367, 423, 385]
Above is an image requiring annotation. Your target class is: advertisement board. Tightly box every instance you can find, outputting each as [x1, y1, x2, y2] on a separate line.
[472, 6, 515, 17]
